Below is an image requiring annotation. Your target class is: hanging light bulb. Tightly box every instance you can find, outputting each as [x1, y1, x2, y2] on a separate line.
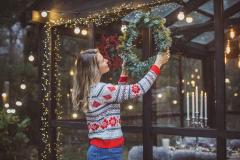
[229, 28, 235, 39]
[238, 55, 240, 69]
[72, 113, 78, 119]
[16, 101, 23, 106]
[186, 16, 193, 23]
[225, 54, 228, 64]
[4, 103, 9, 108]
[177, 11, 185, 21]
[74, 27, 80, 34]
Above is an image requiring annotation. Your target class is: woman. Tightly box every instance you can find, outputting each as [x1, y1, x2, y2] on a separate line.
[72, 48, 170, 160]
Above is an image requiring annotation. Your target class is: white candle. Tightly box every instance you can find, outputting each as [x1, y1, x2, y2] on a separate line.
[195, 87, 199, 114]
[192, 92, 195, 118]
[186, 92, 190, 120]
[200, 91, 203, 119]
[204, 92, 207, 119]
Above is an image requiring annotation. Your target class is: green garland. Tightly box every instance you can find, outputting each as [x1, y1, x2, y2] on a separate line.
[118, 11, 172, 78]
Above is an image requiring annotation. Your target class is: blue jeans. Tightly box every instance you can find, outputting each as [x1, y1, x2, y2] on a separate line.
[87, 145, 123, 160]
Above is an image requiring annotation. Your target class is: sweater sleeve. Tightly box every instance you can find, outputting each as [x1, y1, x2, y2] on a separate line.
[100, 65, 160, 103]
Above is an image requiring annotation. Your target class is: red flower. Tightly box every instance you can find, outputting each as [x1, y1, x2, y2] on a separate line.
[109, 117, 117, 126]
[101, 119, 109, 129]
[132, 84, 141, 94]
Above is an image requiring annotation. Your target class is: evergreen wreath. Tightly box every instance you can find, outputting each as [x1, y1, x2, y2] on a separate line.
[118, 11, 172, 78]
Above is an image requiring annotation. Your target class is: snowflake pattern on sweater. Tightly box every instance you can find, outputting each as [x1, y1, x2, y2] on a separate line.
[85, 66, 160, 140]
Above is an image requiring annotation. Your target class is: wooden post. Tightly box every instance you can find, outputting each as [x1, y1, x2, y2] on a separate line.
[214, 0, 226, 159]
[142, 27, 153, 160]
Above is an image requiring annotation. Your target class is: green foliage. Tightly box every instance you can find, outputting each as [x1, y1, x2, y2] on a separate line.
[118, 11, 172, 79]
[0, 109, 31, 160]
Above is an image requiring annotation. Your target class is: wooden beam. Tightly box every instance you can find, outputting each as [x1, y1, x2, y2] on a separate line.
[214, 0, 226, 159]
[165, 0, 209, 26]
[196, 9, 214, 19]
[224, 1, 240, 18]
[142, 27, 153, 160]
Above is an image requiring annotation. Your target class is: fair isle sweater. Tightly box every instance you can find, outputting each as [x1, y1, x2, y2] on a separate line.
[85, 65, 160, 148]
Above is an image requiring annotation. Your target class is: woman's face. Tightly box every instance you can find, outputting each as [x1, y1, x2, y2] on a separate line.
[96, 51, 109, 74]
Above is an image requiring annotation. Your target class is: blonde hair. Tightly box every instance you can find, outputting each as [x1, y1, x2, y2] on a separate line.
[72, 49, 100, 112]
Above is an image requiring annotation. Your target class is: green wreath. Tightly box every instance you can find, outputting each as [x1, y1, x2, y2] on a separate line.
[118, 11, 172, 79]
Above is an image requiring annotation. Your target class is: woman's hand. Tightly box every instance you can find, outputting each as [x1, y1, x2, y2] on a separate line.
[154, 49, 170, 69]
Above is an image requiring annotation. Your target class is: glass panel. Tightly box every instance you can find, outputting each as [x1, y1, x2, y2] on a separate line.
[225, 58, 240, 131]
[191, 31, 215, 45]
[58, 35, 89, 120]
[227, 139, 240, 159]
[153, 56, 180, 127]
[152, 56, 206, 128]
[59, 128, 88, 160]
[199, 0, 214, 15]
[171, 11, 211, 27]
[199, 0, 240, 15]
[230, 11, 240, 19]
[128, 134, 217, 159]
[151, 3, 181, 18]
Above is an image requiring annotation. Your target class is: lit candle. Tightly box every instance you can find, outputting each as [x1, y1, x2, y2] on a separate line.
[195, 87, 199, 114]
[200, 91, 203, 119]
[186, 92, 190, 120]
[192, 92, 195, 118]
[204, 92, 207, 119]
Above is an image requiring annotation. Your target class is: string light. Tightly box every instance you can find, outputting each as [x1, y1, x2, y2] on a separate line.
[74, 27, 80, 34]
[7, 109, 16, 114]
[157, 93, 162, 98]
[191, 74, 194, 79]
[225, 78, 230, 84]
[121, 25, 127, 33]
[81, 29, 88, 36]
[28, 55, 35, 62]
[181, 79, 185, 83]
[195, 69, 198, 73]
[229, 28, 235, 39]
[127, 105, 134, 110]
[40, 1, 172, 159]
[238, 55, 240, 69]
[41, 11, 48, 18]
[2, 93, 7, 98]
[4, 103, 9, 108]
[234, 93, 238, 97]
[20, 83, 27, 90]
[69, 69, 74, 76]
[16, 101, 23, 106]
[177, 11, 185, 20]
[72, 113, 78, 119]
[197, 75, 200, 79]
[225, 40, 231, 54]
[172, 100, 178, 104]
[186, 16, 193, 23]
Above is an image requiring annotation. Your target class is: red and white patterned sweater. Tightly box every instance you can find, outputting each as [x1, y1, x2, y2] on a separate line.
[86, 65, 161, 148]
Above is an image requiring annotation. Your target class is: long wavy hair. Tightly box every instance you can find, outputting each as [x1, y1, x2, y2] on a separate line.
[72, 49, 101, 112]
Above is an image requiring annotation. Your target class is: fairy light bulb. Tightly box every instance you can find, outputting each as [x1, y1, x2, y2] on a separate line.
[238, 56, 240, 69]
[2, 93, 7, 98]
[28, 55, 35, 62]
[20, 83, 26, 90]
[70, 69, 74, 76]
[72, 113, 78, 119]
[41, 11, 48, 18]
[81, 29, 88, 36]
[229, 28, 235, 39]
[225, 54, 227, 64]
[4, 103, 9, 108]
[16, 101, 23, 106]
[186, 16, 193, 23]
[74, 27, 80, 34]
[225, 40, 231, 54]
[121, 25, 127, 33]
[177, 11, 185, 21]
[127, 105, 134, 110]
